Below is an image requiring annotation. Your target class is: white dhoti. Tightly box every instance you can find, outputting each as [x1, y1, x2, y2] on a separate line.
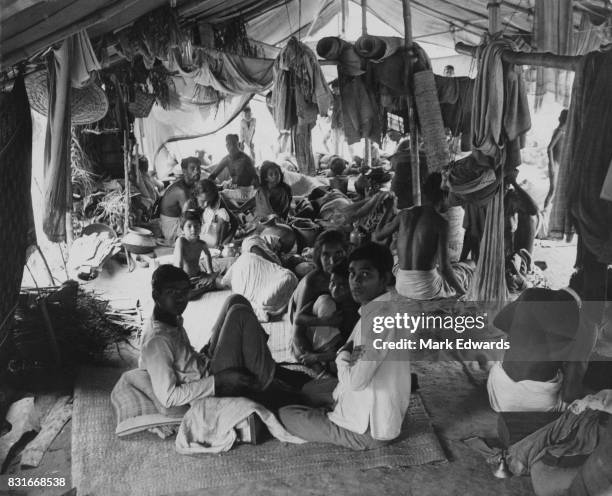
[395, 268, 451, 300]
[487, 362, 564, 412]
[160, 214, 181, 243]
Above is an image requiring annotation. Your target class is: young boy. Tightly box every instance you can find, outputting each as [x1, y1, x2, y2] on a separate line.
[328, 157, 349, 194]
[140, 265, 309, 410]
[279, 242, 412, 451]
[173, 209, 215, 299]
[294, 262, 358, 377]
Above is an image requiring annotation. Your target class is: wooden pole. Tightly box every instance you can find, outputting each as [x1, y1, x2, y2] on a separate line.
[123, 130, 131, 235]
[488, 0, 502, 35]
[341, 0, 347, 38]
[455, 41, 580, 71]
[402, 0, 421, 206]
[306, 0, 327, 38]
[361, 0, 372, 168]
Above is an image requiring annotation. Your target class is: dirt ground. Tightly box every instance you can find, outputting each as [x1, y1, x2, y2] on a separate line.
[1, 237, 576, 496]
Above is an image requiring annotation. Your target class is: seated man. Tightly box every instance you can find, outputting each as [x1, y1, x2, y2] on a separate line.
[139, 265, 307, 410]
[504, 170, 539, 258]
[159, 157, 201, 242]
[208, 134, 259, 188]
[279, 242, 412, 451]
[487, 271, 595, 412]
[376, 172, 472, 299]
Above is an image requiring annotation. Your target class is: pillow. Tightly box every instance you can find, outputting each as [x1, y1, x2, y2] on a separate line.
[111, 369, 188, 437]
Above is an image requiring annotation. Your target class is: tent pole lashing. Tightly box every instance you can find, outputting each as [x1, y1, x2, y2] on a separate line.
[361, 0, 372, 169]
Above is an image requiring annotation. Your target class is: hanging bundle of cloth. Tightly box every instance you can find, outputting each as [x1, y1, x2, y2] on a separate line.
[273, 37, 332, 176]
[316, 36, 380, 146]
[549, 48, 612, 263]
[465, 35, 531, 303]
[435, 75, 475, 152]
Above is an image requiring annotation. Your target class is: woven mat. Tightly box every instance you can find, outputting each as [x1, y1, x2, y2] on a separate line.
[72, 367, 446, 496]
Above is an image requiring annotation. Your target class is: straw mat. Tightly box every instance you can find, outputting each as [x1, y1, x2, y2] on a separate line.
[72, 366, 446, 496]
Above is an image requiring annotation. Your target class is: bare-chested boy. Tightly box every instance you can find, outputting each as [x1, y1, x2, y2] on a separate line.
[375, 172, 472, 300]
[159, 157, 201, 242]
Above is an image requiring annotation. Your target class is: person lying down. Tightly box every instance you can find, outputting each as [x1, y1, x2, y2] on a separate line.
[374, 172, 474, 300]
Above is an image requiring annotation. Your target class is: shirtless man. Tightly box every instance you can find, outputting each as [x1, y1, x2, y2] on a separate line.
[159, 157, 201, 242]
[543, 109, 568, 213]
[375, 172, 470, 299]
[208, 134, 259, 187]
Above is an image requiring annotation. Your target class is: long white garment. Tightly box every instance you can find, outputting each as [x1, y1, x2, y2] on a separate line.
[487, 362, 564, 412]
[395, 268, 451, 300]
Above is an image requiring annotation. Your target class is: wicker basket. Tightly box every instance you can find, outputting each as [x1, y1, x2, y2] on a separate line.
[128, 90, 156, 118]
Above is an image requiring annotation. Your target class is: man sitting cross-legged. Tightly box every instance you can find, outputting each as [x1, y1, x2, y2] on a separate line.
[139, 265, 309, 411]
[375, 172, 473, 300]
[279, 242, 412, 451]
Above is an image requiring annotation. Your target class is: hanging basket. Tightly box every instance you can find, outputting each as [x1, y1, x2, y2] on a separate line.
[128, 90, 156, 118]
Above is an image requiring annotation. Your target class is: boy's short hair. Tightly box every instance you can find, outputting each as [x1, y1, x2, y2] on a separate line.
[422, 172, 444, 205]
[181, 208, 202, 228]
[243, 106, 251, 113]
[226, 134, 239, 144]
[313, 229, 348, 270]
[195, 179, 219, 199]
[348, 242, 394, 276]
[330, 157, 347, 176]
[181, 156, 201, 170]
[152, 264, 189, 294]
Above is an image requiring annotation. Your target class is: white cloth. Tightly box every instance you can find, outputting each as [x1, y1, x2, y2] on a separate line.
[487, 362, 564, 412]
[176, 396, 304, 454]
[569, 390, 612, 415]
[395, 268, 452, 300]
[221, 252, 298, 321]
[160, 214, 182, 242]
[201, 201, 229, 247]
[328, 290, 412, 441]
[309, 295, 340, 351]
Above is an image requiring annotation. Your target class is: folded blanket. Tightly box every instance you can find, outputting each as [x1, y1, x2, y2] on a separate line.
[487, 362, 564, 413]
[111, 369, 188, 437]
[176, 396, 305, 454]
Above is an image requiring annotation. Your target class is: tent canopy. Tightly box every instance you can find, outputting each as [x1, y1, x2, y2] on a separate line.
[2, 0, 609, 70]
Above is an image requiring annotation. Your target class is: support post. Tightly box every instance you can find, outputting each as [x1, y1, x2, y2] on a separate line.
[402, 0, 421, 206]
[341, 0, 348, 38]
[361, 0, 372, 168]
[488, 0, 502, 35]
[123, 130, 131, 235]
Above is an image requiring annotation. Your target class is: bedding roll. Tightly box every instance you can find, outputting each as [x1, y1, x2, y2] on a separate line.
[355, 35, 403, 61]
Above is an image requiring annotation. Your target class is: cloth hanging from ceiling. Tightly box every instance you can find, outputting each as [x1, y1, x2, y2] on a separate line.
[43, 31, 100, 243]
[272, 38, 331, 175]
[435, 75, 475, 152]
[550, 49, 612, 263]
[316, 37, 380, 146]
[471, 36, 531, 169]
[137, 50, 275, 175]
[0, 75, 35, 338]
[534, 0, 574, 111]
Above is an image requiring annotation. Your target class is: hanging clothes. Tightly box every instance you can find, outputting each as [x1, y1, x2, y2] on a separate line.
[0, 75, 36, 337]
[435, 75, 475, 152]
[550, 49, 612, 263]
[534, 0, 574, 110]
[43, 31, 101, 242]
[273, 38, 332, 176]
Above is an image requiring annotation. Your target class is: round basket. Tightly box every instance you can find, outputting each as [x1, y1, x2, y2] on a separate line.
[128, 90, 156, 118]
[25, 71, 109, 125]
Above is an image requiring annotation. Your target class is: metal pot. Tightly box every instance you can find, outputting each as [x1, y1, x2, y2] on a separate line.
[291, 218, 321, 250]
[261, 218, 296, 253]
[122, 227, 156, 254]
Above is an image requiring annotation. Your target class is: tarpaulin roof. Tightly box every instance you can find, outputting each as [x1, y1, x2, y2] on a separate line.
[2, 0, 609, 69]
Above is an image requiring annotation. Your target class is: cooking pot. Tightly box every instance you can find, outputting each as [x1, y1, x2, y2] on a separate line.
[122, 227, 156, 254]
[261, 218, 296, 253]
[290, 218, 322, 251]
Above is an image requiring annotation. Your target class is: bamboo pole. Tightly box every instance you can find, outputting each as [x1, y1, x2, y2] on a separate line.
[402, 0, 421, 206]
[455, 41, 580, 71]
[488, 0, 502, 34]
[360, 0, 372, 168]
[341, 0, 347, 38]
[123, 130, 131, 235]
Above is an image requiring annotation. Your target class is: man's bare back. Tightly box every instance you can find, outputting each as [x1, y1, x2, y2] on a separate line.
[397, 206, 446, 271]
[160, 180, 191, 218]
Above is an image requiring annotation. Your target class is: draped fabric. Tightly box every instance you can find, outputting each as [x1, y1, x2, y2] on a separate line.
[137, 50, 274, 175]
[0, 76, 35, 338]
[551, 49, 612, 263]
[43, 31, 100, 242]
[534, 0, 574, 111]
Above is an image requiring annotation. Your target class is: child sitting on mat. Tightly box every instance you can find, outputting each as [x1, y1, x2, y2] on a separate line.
[293, 262, 355, 377]
[173, 209, 216, 299]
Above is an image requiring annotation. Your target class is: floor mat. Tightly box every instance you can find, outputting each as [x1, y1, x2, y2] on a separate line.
[72, 366, 447, 496]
